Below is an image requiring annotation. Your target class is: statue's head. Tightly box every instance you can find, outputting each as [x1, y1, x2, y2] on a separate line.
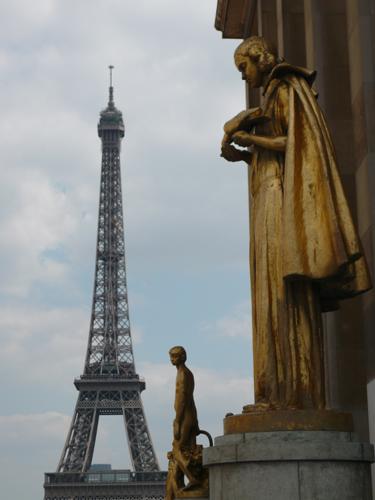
[169, 345, 187, 366]
[234, 36, 278, 88]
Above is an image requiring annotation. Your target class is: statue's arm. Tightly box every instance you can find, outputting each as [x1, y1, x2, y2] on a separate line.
[174, 371, 192, 439]
[173, 398, 185, 440]
[232, 131, 287, 152]
[231, 82, 289, 153]
[223, 109, 255, 136]
[174, 390, 186, 423]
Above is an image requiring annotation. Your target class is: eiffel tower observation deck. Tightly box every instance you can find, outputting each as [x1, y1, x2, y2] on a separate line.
[44, 67, 166, 500]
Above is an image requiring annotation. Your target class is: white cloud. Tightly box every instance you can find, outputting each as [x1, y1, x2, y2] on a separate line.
[0, 1, 56, 43]
[0, 411, 70, 500]
[0, 412, 70, 445]
[0, 169, 80, 296]
[201, 301, 252, 339]
[0, 305, 88, 385]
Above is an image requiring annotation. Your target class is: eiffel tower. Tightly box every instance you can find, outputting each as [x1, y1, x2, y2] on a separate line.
[44, 67, 166, 500]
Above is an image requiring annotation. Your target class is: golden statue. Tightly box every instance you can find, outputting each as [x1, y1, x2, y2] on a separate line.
[165, 346, 210, 500]
[221, 36, 371, 413]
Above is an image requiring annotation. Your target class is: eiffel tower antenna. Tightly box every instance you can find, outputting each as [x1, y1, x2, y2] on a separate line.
[44, 69, 166, 500]
[108, 65, 114, 106]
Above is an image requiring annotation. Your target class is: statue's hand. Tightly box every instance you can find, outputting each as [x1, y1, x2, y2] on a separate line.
[231, 131, 255, 147]
[221, 143, 250, 163]
[221, 133, 231, 148]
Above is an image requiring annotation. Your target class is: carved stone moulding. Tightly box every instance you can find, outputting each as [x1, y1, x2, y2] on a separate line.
[214, 0, 256, 38]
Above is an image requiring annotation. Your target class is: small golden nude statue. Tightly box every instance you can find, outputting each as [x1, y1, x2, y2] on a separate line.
[165, 346, 210, 500]
[221, 36, 371, 413]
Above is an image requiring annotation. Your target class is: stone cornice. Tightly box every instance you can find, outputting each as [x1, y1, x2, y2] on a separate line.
[215, 0, 256, 39]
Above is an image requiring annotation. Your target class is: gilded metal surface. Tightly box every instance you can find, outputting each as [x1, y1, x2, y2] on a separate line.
[166, 347, 209, 500]
[224, 409, 353, 435]
[221, 37, 371, 412]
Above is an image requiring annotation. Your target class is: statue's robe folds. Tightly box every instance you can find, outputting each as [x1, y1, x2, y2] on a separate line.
[250, 64, 371, 409]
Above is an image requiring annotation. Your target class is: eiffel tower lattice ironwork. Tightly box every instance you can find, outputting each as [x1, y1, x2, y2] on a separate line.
[44, 67, 166, 500]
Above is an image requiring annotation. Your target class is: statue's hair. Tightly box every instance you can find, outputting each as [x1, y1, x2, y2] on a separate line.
[235, 36, 278, 73]
[169, 345, 187, 361]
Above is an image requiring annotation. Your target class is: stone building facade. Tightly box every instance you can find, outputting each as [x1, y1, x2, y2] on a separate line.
[215, 0, 375, 490]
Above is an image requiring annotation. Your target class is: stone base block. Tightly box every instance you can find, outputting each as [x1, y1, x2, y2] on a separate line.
[224, 409, 353, 434]
[203, 430, 374, 500]
[174, 491, 208, 498]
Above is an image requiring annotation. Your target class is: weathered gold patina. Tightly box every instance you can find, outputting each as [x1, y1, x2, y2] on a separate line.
[165, 346, 209, 500]
[221, 36, 371, 418]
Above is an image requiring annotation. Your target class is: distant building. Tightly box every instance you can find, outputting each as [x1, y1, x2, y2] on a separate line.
[89, 464, 112, 472]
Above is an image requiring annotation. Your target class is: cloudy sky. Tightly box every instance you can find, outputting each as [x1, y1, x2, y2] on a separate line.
[0, 1, 254, 499]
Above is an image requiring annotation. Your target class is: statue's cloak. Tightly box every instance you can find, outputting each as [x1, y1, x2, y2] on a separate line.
[264, 64, 371, 310]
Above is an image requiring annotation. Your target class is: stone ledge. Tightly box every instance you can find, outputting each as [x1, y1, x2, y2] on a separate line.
[236, 441, 374, 462]
[215, 430, 358, 446]
[203, 431, 374, 466]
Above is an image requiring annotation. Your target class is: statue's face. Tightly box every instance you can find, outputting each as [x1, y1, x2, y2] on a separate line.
[235, 52, 263, 88]
[169, 351, 182, 366]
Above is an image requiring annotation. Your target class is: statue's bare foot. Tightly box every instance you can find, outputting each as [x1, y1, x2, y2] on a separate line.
[243, 402, 280, 412]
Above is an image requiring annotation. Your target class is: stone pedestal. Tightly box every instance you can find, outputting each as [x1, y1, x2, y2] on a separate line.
[203, 430, 374, 500]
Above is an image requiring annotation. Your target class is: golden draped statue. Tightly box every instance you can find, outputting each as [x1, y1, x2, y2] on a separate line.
[221, 36, 371, 412]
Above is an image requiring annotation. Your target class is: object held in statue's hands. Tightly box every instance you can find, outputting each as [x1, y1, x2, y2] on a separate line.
[223, 107, 270, 139]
